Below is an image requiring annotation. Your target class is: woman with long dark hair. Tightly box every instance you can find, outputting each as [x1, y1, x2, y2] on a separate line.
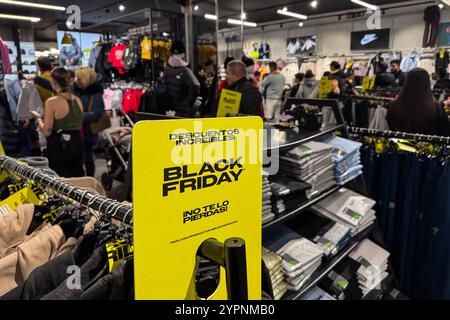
[387, 68, 450, 136]
[35, 68, 85, 177]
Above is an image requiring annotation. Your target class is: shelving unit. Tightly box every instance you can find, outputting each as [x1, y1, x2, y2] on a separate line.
[262, 98, 375, 301]
[282, 227, 373, 300]
[263, 185, 340, 231]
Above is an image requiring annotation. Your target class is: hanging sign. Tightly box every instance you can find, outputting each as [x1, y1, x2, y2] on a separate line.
[133, 117, 263, 300]
[362, 76, 371, 93]
[370, 75, 377, 89]
[319, 76, 331, 99]
[217, 89, 242, 118]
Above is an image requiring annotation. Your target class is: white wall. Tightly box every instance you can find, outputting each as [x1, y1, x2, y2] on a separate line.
[218, 9, 450, 63]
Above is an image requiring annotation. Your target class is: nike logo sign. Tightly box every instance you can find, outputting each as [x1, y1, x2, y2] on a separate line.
[360, 34, 378, 45]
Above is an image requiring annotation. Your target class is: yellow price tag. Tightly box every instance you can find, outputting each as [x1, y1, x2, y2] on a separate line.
[217, 89, 242, 118]
[133, 117, 263, 300]
[0, 185, 42, 216]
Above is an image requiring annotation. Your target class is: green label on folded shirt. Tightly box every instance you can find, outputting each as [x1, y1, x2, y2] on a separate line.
[282, 253, 300, 267]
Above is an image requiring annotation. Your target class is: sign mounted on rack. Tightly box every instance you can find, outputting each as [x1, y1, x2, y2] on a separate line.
[133, 117, 263, 300]
[319, 76, 331, 99]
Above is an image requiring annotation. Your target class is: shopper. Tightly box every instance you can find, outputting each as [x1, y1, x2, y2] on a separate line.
[290, 73, 304, 98]
[298, 70, 319, 99]
[374, 62, 396, 88]
[387, 68, 450, 136]
[35, 68, 85, 177]
[433, 69, 450, 91]
[390, 59, 406, 87]
[164, 40, 200, 117]
[261, 61, 285, 120]
[74, 67, 105, 177]
[218, 56, 235, 95]
[225, 60, 263, 117]
[329, 61, 346, 96]
[35, 57, 53, 104]
[242, 56, 259, 90]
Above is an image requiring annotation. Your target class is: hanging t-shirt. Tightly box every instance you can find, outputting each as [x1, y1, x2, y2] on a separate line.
[141, 38, 152, 60]
[108, 43, 127, 75]
[122, 89, 143, 114]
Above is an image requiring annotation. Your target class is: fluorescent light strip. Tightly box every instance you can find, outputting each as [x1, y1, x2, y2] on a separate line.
[204, 13, 217, 20]
[227, 18, 257, 27]
[351, 0, 378, 11]
[276, 8, 307, 20]
[0, 0, 65, 11]
[0, 13, 40, 22]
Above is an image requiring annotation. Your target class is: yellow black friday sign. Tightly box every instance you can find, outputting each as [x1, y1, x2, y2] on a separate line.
[133, 117, 263, 300]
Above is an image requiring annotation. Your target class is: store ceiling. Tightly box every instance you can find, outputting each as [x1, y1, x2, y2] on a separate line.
[0, 0, 432, 40]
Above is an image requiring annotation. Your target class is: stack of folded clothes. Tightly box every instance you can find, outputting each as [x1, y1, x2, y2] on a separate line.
[263, 225, 323, 292]
[318, 240, 390, 300]
[287, 210, 351, 260]
[348, 239, 390, 297]
[318, 136, 363, 186]
[301, 286, 336, 300]
[262, 247, 288, 300]
[312, 188, 376, 237]
[262, 172, 275, 224]
[279, 141, 336, 199]
[270, 175, 311, 215]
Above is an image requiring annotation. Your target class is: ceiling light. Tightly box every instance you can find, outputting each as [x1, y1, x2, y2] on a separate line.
[204, 13, 217, 20]
[162, 32, 169, 36]
[439, 3, 444, 9]
[119, 4, 126, 11]
[194, 4, 199, 11]
[0, 0, 65, 11]
[227, 18, 257, 27]
[351, 0, 379, 11]
[0, 13, 40, 22]
[66, 20, 72, 27]
[299, 22, 304, 27]
[277, 8, 307, 20]
[311, 1, 318, 8]
[241, 12, 246, 19]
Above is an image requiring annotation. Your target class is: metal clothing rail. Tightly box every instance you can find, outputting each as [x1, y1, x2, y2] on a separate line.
[344, 95, 395, 102]
[348, 127, 450, 145]
[0, 155, 133, 225]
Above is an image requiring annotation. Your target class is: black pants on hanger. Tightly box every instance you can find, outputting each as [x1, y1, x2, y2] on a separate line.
[423, 5, 440, 48]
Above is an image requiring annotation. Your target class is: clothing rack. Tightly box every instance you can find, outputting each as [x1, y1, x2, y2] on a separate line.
[348, 127, 450, 145]
[345, 95, 394, 102]
[0, 155, 133, 225]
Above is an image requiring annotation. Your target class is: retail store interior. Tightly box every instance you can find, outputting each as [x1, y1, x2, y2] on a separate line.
[0, 0, 449, 302]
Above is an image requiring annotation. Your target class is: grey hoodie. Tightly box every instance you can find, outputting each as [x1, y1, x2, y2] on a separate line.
[296, 78, 319, 99]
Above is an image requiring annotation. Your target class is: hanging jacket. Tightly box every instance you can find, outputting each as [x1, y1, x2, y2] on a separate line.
[73, 81, 105, 137]
[299, 78, 319, 99]
[163, 56, 200, 117]
[227, 77, 263, 117]
[0, 37, 12, 75]
[4, 79, 22, 121]
[0, 90, 20, 156]
[88, 46, 101, 69]
[16, 81, 43, 122]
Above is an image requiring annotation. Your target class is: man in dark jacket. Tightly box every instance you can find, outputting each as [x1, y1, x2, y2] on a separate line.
[329, 61, 347, 95]
[74, 68, 105, 177]
[390, 59, 406, 87]
[164, 40, 200, 117]
[225, 60, 263, 117]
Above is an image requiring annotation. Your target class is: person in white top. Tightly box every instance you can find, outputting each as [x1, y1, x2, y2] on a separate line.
[261, 61, 286, 120]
